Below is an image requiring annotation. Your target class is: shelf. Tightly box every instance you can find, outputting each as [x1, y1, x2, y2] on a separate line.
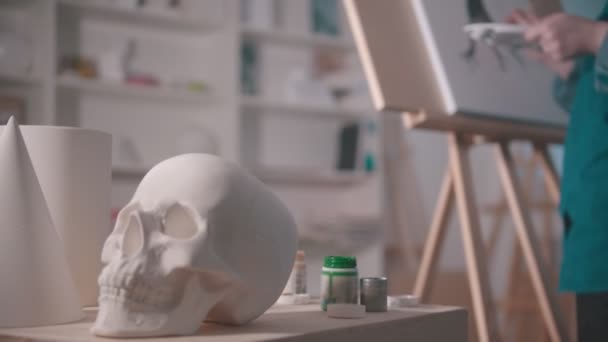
[252, 166, 369, 186]
[240, 96, 373, 120]
[240, 25, 355, 51]
[57, 0, 217, 33]
[112, 164, 149, 178]
[113, 163, 369, 186]
[57, 75, 213, 104]
[0, 70, 41, 86]
[112, 163, 368, 186]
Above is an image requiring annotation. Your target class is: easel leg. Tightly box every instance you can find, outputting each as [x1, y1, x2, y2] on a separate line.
[534, 144, 560, 206]
[484, 204, 506, 264]
[449, 133, 499, 342]
[413, 169, 454, 301]
[534, 143, 576, 341]
[495, 142, 568, 342]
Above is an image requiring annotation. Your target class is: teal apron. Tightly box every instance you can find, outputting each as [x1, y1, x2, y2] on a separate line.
[560, 5, 608, 292]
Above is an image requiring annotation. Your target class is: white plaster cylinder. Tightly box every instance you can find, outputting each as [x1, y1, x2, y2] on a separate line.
[0, 125, 112, 307]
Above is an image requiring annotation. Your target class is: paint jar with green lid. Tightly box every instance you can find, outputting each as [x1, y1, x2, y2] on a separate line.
[320, 256, 358, 311]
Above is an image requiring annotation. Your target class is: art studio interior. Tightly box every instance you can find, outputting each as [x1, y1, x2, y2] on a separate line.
[3, 0, 607, 341]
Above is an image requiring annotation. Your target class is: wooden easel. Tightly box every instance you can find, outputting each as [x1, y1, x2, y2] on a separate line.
[485, 148, 568, 341]
[403, 110, 569, 342]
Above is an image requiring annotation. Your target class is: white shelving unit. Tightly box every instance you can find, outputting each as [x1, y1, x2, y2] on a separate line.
[57, 0, 218, 33]
[111, 163, 370, 187]
[111, 164, 149, 178]
[0, 0, 385, 290]
[57, 74, 215, 104]
[240, 95, 371, 120]
[240, 25, 355, 51]
[0, 0, 383, 224]
[252, 166, 369, 186]
[0, 70, 41, 86]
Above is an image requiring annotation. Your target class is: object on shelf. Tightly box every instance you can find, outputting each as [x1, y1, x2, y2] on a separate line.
[240, 40, 259, 95]
[321, 256, 358, 311]
[276, 250, 310, 305]
[143, 0, 175, 13]
[97, 39, 135, 83]
[387, 294, 420, 308]
[360, 119, 378, 173]
[283, 250, 307, 296]
[164, 76, 208, 93]
[125, 73, 159, 87]
[311, 0, 340, 37]
[326, 303, 366, 319]
[285, 49, 353, 106]
[186, 81, 206, 92]
[315, 52, 374, 108]
[333, 81, 372, 108]
[131, 0, 187, 15]
[313, 49, 345, 77]
[168, 0, 182, 9]
[94, 154, 297, 337]
[97, 52, 124, 82]
[109, 0, 141, 10]
[174, 125, 219, 155]
[59, 55, 97, 79]
[284, 68, 333, 106]
[57, 74, 211, 104]
[0, 117, 83, 328]
[0, 31, 33, 77]
[59, 0, 218, 33]
[360, 277, 388, 312]
[0, 96, 25, 125]
[1, 123, 112, 306]
[336, 122, 360, 171]
[240, 0, 277, 29]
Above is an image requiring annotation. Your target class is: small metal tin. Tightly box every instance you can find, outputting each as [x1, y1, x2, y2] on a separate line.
[360, 277, 388, 312]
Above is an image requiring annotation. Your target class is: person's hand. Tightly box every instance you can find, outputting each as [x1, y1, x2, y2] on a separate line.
[525, 13, 608, 61]
[506, 9, 575, 79]
[506, 8, 539, 26]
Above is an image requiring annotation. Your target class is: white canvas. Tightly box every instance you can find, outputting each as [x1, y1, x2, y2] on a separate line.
[0, 125, 112, 307]
[413, 0, 568, 126]
[0, 117, 83, 328]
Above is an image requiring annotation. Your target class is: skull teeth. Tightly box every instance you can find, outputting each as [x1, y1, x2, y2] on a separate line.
[99, 284, 174, 309]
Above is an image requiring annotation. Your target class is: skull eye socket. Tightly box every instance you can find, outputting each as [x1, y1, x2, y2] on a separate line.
[122, 213, 144, 258]
[162, 203, 198, 239]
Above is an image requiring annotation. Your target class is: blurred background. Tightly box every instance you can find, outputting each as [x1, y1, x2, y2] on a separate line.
[0, 0, 570, 340]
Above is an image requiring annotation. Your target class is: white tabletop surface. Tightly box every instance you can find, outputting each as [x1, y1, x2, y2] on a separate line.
[0, 303, 467, 342]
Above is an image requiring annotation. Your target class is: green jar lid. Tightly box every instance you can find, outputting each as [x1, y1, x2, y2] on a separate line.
[324, 256, 357, 268]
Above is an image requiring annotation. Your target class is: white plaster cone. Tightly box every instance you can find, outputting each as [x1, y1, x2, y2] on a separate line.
[0, 117, 83, 328]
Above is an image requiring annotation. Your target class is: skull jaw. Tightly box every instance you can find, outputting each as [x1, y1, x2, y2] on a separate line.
[92, 276, 225, 338]
[92, 302, 172, 338]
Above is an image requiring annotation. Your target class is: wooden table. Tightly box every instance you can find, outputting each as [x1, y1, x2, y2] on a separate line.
[0, 304, 467, 342]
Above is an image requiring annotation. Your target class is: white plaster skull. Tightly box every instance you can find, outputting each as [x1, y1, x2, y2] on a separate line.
[92, 154, 297, 337]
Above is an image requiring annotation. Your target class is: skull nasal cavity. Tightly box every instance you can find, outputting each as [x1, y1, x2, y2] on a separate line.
[122, 213, 144, 257]
[163, 203, 199, 239]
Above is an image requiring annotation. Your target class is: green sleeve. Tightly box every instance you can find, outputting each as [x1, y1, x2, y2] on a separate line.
[552, 67, 579, 112]
[595, 33, 608, 93]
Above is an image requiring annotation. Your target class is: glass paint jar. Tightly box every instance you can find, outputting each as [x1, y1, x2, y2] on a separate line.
[320, 256, 358, 311]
